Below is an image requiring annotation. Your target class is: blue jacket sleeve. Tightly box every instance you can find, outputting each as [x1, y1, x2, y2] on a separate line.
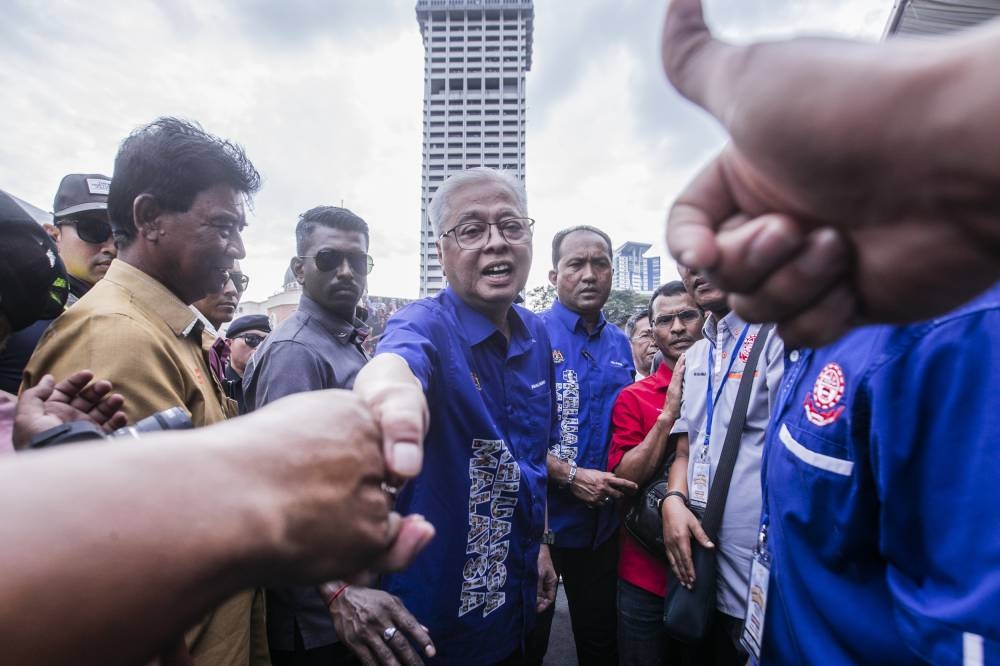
[867, 311, 1000, 664]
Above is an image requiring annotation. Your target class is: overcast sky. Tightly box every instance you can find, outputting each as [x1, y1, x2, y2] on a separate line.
[0, 0, 892, 302]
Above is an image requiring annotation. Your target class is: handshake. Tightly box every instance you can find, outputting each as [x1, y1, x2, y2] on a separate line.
[5, 354, 433, 666]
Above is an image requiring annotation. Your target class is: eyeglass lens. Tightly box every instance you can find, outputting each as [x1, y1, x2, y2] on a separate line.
[229, 272, 250, 292]
[63, 218, 113, 244]
[448, 218, 534, 249]
[312, 249, 374, 274]
[239, 334, 265, 348]
[655, 309, 701, 327]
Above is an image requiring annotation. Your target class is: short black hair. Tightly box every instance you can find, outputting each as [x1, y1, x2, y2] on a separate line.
[295, 206, 370, 255]
[551, 225, 613, 268]
[647, 280, 689, 321]
[107, 117, 260, 246]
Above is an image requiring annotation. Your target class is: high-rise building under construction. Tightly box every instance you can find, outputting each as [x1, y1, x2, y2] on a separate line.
[415, 0, 534, 296]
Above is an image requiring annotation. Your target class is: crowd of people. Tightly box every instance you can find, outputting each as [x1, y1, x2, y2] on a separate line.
[1, 0, 999, 664]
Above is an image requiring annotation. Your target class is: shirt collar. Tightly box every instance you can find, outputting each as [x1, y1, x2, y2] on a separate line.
[649, 359, 674, 389]
[298, 294, 368, 342]
[103, 260, 200, 338]
[702, 309, 746, 346]
[551, 299, 606, 337]
[442, 287, 531, 349]
[190, 306, 220, 338]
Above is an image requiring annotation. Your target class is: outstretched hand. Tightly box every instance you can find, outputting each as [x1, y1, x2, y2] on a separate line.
[13, 371, 127, 449]
[662, 0, 1000, 346]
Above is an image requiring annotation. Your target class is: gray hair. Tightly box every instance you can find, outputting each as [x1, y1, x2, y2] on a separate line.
[625, 311, 649, 339]
[427, 167, 527, 236]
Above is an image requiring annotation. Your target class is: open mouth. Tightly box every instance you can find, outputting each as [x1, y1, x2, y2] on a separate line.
[482, 262, 513, 278]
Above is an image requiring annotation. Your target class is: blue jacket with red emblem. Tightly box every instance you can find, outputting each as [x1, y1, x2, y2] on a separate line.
[760, 283, 1000, 665]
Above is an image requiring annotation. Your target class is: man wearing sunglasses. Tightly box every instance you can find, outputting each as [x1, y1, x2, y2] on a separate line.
[193, 260, 250, 385]
[223, 314, 269, 415]
[243, 206, 432, 666]
[48, 173, 117, 304]
[0, 173, 114, 395]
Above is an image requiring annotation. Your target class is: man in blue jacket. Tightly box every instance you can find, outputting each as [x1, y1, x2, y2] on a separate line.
[753, 284, 1000, 665]
[367, 168, 558, 665]
[528, 225, 636, 665]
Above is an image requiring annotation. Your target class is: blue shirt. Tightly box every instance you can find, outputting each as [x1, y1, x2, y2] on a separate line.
[540, 299, 634, 548]
[761, 284, 1000, 665]
[376, 288, 552, 665]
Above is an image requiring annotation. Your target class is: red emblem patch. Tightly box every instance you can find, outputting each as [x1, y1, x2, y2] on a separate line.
[552, 349, 565, 364]
[738, 334, 758, 363]
[803, 362, 846, 426]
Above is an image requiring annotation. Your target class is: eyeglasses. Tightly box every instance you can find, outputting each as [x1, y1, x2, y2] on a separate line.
[439, 217, 534, 250]
[653, 309, 702, 328]
[232, 333, 266, 348]
[299, 249, 374, 275]
[631, 330, 656, 344]
[56, 217, 113, 244]
[228, 271, 250, 293]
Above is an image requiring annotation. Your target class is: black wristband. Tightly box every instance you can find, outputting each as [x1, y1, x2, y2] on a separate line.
[662, 490, 689, 507]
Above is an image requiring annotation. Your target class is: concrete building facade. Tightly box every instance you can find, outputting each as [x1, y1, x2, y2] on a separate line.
[612, 241, 661, 294]
[415, 0, 534, 296]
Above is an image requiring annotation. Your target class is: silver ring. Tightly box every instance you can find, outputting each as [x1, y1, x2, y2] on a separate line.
[382, 626, 398, 641]
[602, 496, 612, 504]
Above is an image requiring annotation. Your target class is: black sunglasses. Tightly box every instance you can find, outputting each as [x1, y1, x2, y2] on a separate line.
[228, 271, 250, 293]
[233, 333, 266, 348]
[57, 217, 113, 244]
[299, 249, 374, 275]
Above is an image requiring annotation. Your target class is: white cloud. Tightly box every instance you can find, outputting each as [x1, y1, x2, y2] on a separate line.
[0, 0, 893, 301]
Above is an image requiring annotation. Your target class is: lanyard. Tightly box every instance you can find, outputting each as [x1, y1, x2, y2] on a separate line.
[703, 323, 751, 449]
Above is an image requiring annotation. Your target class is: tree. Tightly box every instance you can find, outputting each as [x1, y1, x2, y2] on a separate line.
[526, 285, 556, 313]
[602, 290, 647, 326]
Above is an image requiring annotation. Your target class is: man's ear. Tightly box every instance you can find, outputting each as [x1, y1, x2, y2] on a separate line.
[132, 194, 162, 241]
[43, 223, 60, 244]
[290, 256, 306, 285]
[548, 269, 557, 286]
[436, 240, 446, 277]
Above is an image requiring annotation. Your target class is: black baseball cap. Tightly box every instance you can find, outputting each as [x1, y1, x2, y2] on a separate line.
[0, 192, 69, 331]
[53, 173, 111, 219]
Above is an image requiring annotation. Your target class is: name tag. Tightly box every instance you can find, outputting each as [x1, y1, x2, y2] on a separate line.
[690, 460, 710, 509]
[740, 549, 771, 660]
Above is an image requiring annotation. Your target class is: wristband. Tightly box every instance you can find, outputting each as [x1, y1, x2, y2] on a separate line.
[322, 583, 350, 608]
[661, 490, 688, 509]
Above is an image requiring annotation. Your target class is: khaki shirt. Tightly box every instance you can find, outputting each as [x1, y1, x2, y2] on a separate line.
[22, 259, 267, 665]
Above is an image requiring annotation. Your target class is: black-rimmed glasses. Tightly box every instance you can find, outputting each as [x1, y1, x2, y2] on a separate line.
[439, 217, 534, 250]
[653, 309, 701, 328]
[299, 249, 374, 275]
[56, 217, 113, 244]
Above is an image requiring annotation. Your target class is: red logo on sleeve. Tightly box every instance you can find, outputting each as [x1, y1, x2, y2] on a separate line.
[803, 362, 846, 426]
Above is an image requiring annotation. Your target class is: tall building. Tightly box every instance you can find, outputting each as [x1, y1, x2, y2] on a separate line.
[415, 0, 534, 297]
[884, 0, 1000, 37]
[612, 241, 661, 294]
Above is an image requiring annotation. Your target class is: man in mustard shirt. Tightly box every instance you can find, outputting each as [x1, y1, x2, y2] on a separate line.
[23, 116, 267, 665]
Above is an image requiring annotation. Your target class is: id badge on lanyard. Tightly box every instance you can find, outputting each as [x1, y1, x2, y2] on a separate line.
[741, 524, 771, 662]
[690, 447, 711, 510]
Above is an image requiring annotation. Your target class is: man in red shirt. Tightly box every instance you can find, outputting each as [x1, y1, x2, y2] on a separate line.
[608, 280, 703, 665]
